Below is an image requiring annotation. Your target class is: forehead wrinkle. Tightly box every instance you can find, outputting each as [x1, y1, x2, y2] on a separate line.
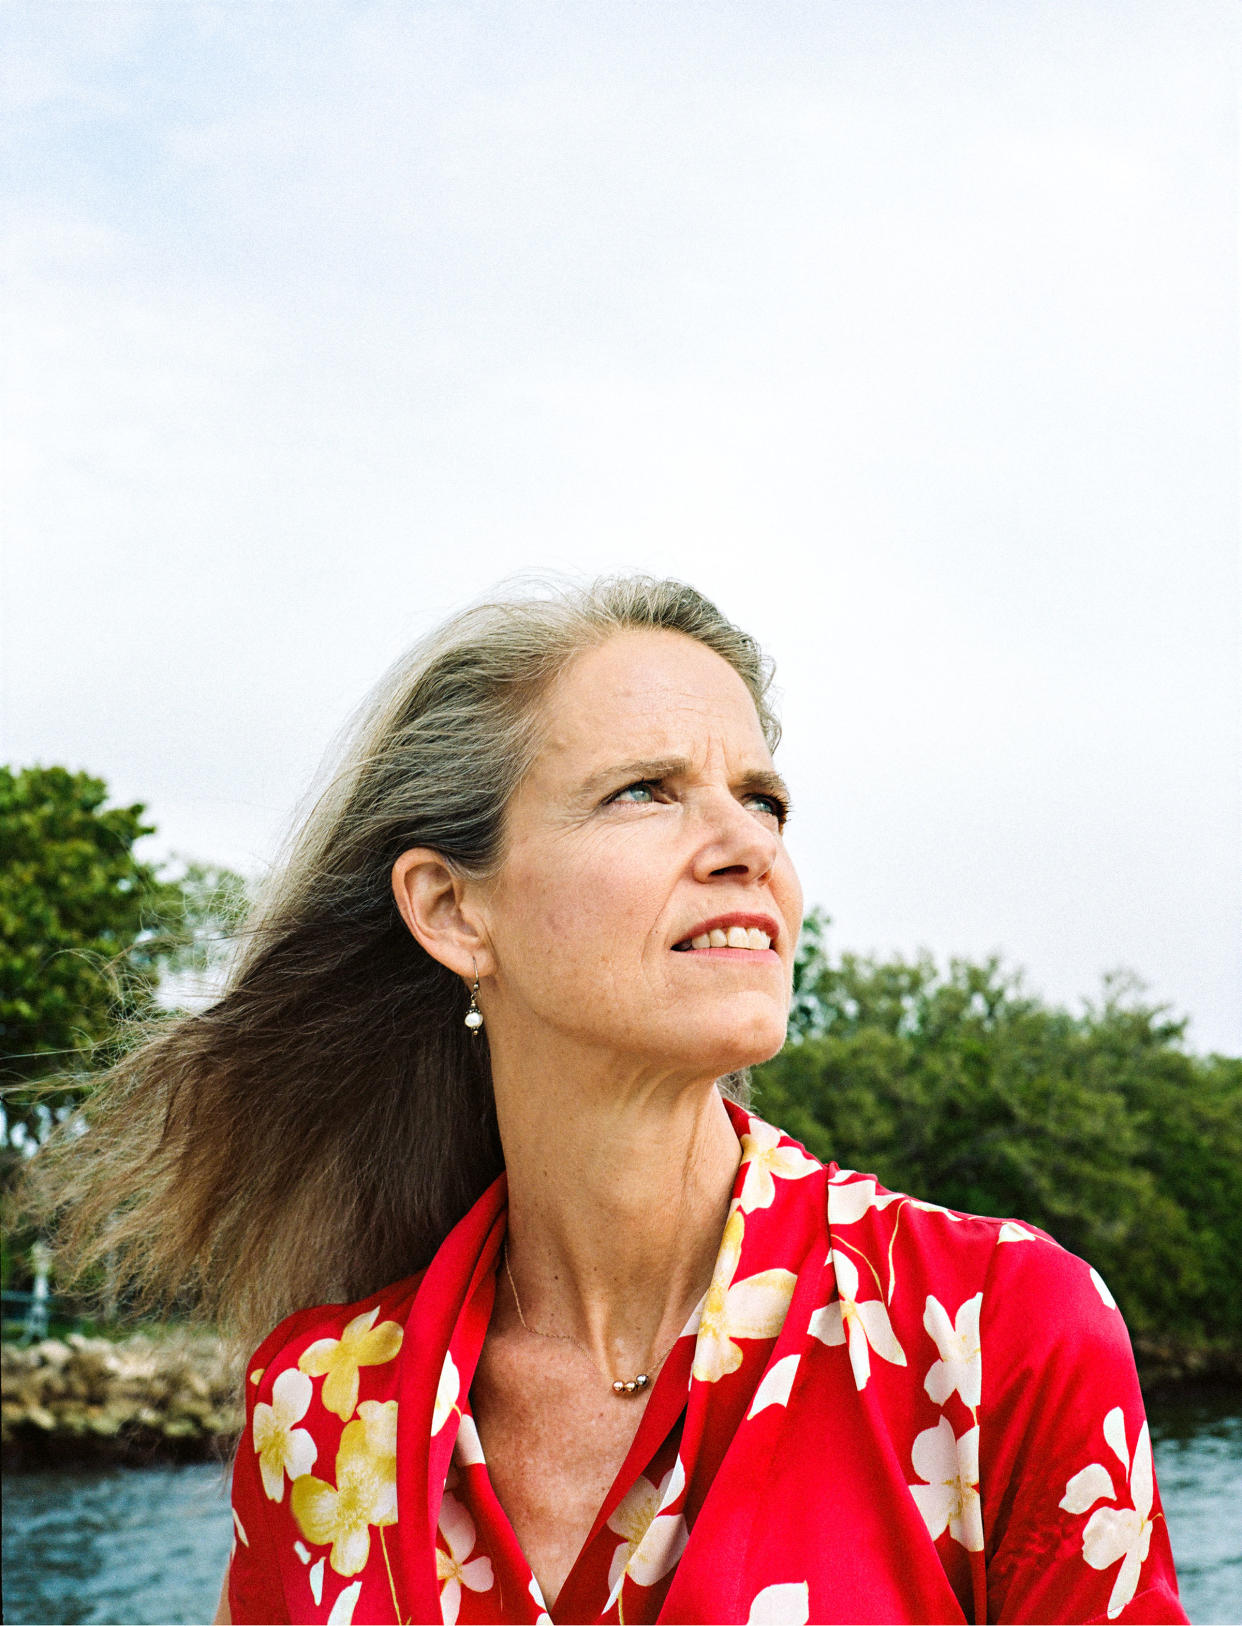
[523, 639, 770, 795]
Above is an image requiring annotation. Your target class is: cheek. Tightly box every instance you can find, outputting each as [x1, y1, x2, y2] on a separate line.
[491, 842, 663, 970]
[774, 858, 803, 955]
[783, 864, 804, 928]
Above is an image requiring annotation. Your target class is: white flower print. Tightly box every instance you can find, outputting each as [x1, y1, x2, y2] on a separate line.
[998, 1221, 1036, 1242]
[747, 1353, 801, 1418]
[605, 1462, 689, 1597]
[907, 1417, 984, 1552]
[747, 1580, 810, 1623]
[922, 1293, 983, 1409]
[1058, 1407, 1155, 1620]
[739, 1119, 820, 1213]
[454, 1411, 485, 1465]
[904, 1196, 963, 1221]
[828, 1168, 964, 1228]
[435, 1492, 494, 1626]
[807, 1249, 906, 1390]
[432, 1352, 460, 1436]
[1090, 1267, 1118, 1310]
[826, 1171, 891, 1227]
[528, 1575, 553, 1626]
[252, 1368, 317, 1502]
[692, 1210, 797, 1383]
[326, 1580, 363, 1624]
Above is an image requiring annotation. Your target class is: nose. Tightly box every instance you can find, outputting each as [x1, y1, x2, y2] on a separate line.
[690, 791, 781, 884]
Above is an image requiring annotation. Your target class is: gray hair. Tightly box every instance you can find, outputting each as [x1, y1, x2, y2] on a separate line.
[33, 576, 778, 1350]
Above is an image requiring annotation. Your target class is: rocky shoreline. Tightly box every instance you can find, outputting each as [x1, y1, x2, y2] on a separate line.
[3, 1329, 1239, 1468]
[1, 1331, 242, 1467]
[1133, 1334, 1242, 1394]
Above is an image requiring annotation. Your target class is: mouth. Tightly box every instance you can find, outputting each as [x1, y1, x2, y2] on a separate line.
[672, 915, 779, 954]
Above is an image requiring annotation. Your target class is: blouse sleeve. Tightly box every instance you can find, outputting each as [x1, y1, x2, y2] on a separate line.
[979, 1234, 1187, 1624]
[227, 1340, 294, 1624]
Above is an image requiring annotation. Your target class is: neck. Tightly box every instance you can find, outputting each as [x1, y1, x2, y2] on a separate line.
[491, 1049, 743, 1381]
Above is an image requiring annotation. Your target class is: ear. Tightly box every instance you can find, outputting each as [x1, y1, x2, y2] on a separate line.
[391, 848, 493, 981]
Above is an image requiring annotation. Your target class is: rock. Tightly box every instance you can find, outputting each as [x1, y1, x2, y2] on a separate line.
[1, 1331, 243, 1464]
[31, 1339, 71, 1369]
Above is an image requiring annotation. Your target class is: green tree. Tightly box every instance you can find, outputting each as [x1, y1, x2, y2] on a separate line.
[0, 766, 247, 1151]
[755, 914, 1242, 1345]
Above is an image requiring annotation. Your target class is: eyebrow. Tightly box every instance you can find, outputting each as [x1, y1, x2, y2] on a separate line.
[577, 756, 793, 807]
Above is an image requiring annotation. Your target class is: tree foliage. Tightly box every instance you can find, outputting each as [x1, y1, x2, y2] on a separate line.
[754, 911, 1242, 1343]
[0, 766, 247, 1150]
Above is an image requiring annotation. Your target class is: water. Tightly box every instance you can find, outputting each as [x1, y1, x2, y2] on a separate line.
[2, 1394, 1238, 1624]
[2, 1461, 232, 1626]
[1149, 1387, 1242, 1626]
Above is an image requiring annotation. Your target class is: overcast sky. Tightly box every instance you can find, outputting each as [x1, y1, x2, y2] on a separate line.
[3, 0, 1239, 1054]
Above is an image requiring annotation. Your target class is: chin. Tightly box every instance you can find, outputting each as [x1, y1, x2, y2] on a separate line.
[677, 1003, 789, 1076]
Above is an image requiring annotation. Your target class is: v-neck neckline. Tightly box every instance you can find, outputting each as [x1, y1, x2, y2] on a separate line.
[453, 1262, 700, 1622]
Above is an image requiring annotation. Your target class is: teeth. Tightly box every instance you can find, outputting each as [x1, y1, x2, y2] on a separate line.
[684, 926, 774, 951]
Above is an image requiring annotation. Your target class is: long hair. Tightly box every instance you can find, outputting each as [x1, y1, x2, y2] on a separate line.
[29, 576, 779, 1352]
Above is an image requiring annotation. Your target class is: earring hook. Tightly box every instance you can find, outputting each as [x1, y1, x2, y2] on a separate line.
[464, 958, 484, 1035]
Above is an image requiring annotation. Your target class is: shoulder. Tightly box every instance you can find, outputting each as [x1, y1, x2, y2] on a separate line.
[815, 1162, 1183, 1621]
[825, 1161, 1062, 1264]
[243, 1273, 422, 1416]
[824, 1163, 1118, 1345]
[229, 1273, 423, 1622]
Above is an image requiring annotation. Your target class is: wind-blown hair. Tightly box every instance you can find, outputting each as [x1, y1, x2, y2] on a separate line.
[31, 576, 778, 1352]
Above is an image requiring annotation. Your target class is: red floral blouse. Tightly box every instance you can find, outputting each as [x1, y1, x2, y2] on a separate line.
[228, 1103, 1186, 1624]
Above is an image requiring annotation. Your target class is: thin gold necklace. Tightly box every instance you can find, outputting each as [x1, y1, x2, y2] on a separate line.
[502, 1244, 683, 1397]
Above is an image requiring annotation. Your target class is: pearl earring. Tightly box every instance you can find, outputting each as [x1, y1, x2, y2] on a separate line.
[464, 965, 483, 1034]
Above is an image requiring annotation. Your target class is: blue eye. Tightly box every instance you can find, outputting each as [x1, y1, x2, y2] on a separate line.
[610, 781, 657, 804]
[746, 792, 790, 825]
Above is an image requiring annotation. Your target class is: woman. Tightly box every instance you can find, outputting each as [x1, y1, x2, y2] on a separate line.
[41, 579, 1184, 1624]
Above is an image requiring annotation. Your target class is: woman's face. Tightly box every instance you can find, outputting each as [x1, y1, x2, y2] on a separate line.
[475, 628, 803, 1081]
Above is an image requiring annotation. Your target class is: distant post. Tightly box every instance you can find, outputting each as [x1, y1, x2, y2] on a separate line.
[23, 1240, 51, 1342]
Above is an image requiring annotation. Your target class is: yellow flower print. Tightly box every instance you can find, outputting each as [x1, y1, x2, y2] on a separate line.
[252, 1368, 318, 1502]
[693, 1210, 796, 1384]
[355, 1397, 397, 1455]
[432, 1352, 460, 1436]
[290, 1412, 398, 1576]
[738, 1119, 820, 1214]
[353, 1399, 399, 1516]
[298, 1306, 404, 1420]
